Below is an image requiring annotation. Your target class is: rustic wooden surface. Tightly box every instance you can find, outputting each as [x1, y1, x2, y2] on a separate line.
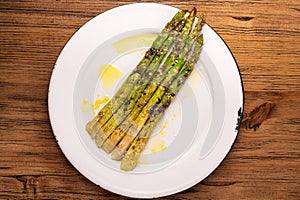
[0, 0, 299, 199]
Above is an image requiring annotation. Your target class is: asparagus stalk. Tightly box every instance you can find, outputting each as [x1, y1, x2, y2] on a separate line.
[85, 10, 187, 138]
[101, 9, 198, 153]
[129, 8, 199, 121]
[111, 24, 204, 161]
[120, 34, 204, 171]
[95, 10, 195, 148]
[95, 10, 195, 147]
[130, 12, 204, 121]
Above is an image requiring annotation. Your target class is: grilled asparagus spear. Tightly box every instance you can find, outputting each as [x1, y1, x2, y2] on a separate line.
[95, 10, 196, 148]
[111, 26, 204, 161]
[85, 10, 187, 138]
[95, 20, 187, 147]
[129, 13, 203, 122]
[101, 9, 199, 153]
[120, 34, 204, 171]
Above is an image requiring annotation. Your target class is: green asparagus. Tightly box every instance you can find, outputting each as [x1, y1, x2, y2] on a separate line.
[111, 27, 204, 161]
[101, 9, 198, 153]
[85, 10, 187, 138]
[95, 17, 185, 147]
[120, 34, 204, 171]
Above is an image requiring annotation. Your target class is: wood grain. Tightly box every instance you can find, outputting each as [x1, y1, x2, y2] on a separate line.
[0, 0, 299, 199]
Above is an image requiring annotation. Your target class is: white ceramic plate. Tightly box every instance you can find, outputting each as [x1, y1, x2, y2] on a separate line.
[48, 3, 243, 198]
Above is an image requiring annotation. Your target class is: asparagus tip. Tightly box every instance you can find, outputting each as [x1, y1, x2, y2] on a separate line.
[192, 7, 197, 14]
[199, 14, 206, 25]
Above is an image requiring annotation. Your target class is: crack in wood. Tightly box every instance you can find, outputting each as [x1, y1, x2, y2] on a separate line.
[200, 181, 237, 186]
[241, 102, 275, 131]
[0, 166, 11, 169]
[231, 16, 254, 21]
[178, 188, 198, 194]
[15, 175, 39, 196]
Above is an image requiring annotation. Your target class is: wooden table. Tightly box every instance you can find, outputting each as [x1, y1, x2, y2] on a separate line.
[1, 0, 299, 199]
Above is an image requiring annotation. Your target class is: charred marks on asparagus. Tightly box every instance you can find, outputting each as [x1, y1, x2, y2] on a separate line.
[98, 112, 103, 118]
[241, 102, 275, 131]
[156, 49, 163, 57]
[148, 104, 158, 115]
[145, 47, 156, 59]
[144, 49, 151, 59]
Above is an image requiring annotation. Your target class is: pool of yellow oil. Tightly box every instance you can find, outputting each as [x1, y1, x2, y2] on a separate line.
[112, 33, 157, 54]
[98, 64, 123, 90]
[189, 68, 202, 90]
[92, 94, 110, 114]
[150, 120, 169, 153]
[150, 139, 166, 153]
[80, 94, 110, 114]
[80, 99, 91, 113]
